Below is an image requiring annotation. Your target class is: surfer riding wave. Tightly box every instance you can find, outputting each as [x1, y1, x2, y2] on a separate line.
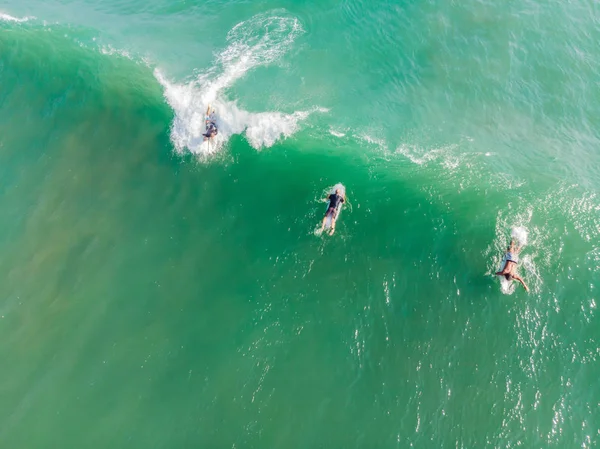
[203, 105, 218, 140]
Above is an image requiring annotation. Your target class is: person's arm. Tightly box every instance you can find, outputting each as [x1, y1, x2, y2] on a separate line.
[513, 274, 529, 292]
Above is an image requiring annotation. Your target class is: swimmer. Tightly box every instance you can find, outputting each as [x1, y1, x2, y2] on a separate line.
[496, 240, 529, 292]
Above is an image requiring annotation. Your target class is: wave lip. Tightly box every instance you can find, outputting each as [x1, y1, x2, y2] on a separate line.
[0, 12, 35, 22]
[157, 68, 327, 155]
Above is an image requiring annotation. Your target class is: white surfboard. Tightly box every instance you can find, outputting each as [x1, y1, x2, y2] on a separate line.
[322, 183, 346, 230]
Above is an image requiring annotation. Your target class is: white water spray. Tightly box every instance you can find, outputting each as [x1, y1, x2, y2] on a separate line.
[156, 12, 326, 156]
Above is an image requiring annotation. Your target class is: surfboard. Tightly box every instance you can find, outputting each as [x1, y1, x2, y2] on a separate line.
[323, 183, 346, 230]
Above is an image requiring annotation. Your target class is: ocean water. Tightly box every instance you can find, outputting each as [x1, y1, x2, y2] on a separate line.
[1, 0, 599, 447]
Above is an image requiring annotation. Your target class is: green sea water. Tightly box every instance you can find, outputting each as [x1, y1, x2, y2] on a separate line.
[1, 0, 599, 447]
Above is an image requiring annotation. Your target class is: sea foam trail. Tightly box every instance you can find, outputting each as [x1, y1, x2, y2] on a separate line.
[0, 12, 34, 22]
[156, 12, 324, 155]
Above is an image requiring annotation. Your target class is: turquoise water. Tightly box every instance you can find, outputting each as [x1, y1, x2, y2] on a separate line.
[1, 0, 599, 447]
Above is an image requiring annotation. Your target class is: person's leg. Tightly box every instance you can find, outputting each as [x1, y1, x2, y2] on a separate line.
[321, 211, 330, 232]
[329, 217, 337, 235]
[322, 207, 334, 231]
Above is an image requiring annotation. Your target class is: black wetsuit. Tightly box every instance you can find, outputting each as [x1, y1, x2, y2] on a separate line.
[326, 193, 344, 216]
[203, 122, 218, 138]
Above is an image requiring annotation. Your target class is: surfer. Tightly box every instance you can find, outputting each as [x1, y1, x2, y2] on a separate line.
[320, 188, 345, 235]
[203, 106, 218, 140]
[496, 240, 530, 292]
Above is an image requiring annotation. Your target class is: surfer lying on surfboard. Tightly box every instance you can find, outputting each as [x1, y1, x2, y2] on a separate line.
[203, 105, 218, 141]
[496, 240, 529, 292]
[320, 188, 345, 235]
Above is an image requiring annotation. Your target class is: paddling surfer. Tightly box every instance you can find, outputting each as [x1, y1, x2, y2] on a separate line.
[320, 188, 345, 235]
[496, 240, 530, 292]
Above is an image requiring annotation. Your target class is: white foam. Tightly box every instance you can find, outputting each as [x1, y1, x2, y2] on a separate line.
[396, 143, 458, 166]
[0, 12, 34, 23]
[245, 110, 308, 149]
[203, 13, 304, 104]
[156, 13, 328, 156]
[499, 275, 515, 295]
[100, 45, 133, 60]
[98, 44, 153, 67]
[511, 226, 529, 246]
[329, 127, 346, 138]
[358, 133, 388, 151]
[157, 70, 326, 154]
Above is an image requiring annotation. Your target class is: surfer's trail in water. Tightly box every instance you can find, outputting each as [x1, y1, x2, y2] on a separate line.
[1, 0, 599, 447]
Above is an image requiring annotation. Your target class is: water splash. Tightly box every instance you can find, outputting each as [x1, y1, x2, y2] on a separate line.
[156, 12, 326, 156]
[511, 226, 529, 246]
